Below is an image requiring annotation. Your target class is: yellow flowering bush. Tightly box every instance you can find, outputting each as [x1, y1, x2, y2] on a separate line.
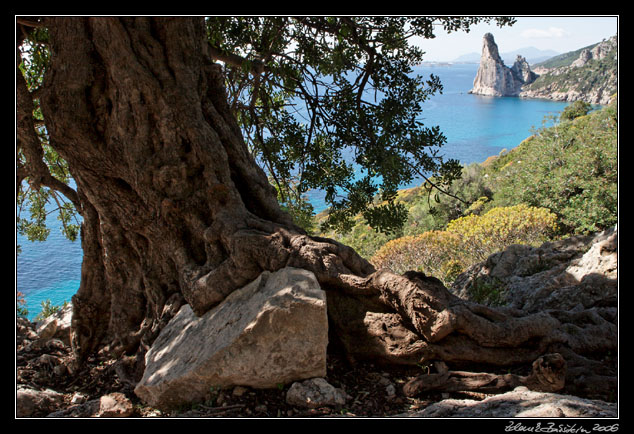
[371, 230, 468, 286]
[446, 204, 558, 262]
[371, 204, 558, 286]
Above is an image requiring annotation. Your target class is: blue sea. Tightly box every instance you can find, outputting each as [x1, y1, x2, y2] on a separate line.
[16, 63, 572, 320]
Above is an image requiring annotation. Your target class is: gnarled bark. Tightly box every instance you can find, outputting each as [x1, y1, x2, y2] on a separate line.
[402, 353, 567, 396]
[31, 17, 617, 401]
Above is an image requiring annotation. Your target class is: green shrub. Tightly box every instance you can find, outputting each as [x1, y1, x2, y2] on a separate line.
[468, 276, 506, 306]
[34, 299, 69, 321]
[17, 291, 28, 318]
[334, 220, 396, 259]
[317, 162, 495, 260]
[487, 102, 617, 235]
[560, 100, 592, 121]
[402, 163, 494, 236]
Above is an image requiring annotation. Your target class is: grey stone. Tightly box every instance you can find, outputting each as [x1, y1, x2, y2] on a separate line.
[35, 304, 73, 346]
[135, 267, 328, 410]
[98, 392, 135, 417]
[396, 386, 617, 418]
[451, 227, 617, 313]
[286, 378, 350, 408]
[17, 386, 65, 417]
[46, 393, 134, 418]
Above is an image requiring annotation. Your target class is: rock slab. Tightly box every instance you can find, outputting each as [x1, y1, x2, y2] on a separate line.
[135, 267, 328, 410]
[397, 386, 617, 418]
[17, 386, 65, 417]
[451, 227, 617, 313]
[34, 304, 73, 346]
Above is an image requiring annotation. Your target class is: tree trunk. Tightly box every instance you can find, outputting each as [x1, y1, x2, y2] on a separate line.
[37, 17, 616, 400]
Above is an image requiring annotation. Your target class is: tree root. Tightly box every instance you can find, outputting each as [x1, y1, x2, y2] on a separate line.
[402, 353, 566, 397]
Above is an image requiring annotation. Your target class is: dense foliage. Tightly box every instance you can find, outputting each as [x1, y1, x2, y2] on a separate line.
[319, 162, 493, 258]
[205, 17, 515, 234]
[17, 25, 80, 252]
[445, 204, 558, 262]
[371, 231, 465, 286]
[488, 99, 617, 234]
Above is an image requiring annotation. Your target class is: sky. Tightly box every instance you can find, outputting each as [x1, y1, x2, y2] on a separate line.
[414, 16, 619, 61]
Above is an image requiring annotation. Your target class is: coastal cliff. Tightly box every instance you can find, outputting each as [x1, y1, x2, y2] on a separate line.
[520, 35, 617, 105]
[469, 33, 536, 97]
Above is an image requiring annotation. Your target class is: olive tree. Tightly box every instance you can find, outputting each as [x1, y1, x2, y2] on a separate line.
[16, 16, 616, 400]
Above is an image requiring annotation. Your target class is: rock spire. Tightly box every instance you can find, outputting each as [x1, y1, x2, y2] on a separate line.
[470, 33, 536, 97]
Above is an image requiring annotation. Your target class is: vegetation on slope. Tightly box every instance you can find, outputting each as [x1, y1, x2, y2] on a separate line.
[523, 36, 617, 100]
[315, 97, 617, 283]
[532, 43, 598, 69]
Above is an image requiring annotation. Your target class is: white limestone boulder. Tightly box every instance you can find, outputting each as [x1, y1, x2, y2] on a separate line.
[135, 267, 328, 410]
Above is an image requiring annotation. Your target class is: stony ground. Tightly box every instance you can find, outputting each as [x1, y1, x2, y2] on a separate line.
[16, 315, 617, 419]
[17, 318, 495, 418]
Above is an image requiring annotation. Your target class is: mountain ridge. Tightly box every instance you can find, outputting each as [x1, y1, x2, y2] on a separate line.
[452, 46, 560, 65]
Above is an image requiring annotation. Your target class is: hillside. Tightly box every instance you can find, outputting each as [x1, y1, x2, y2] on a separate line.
[519, 35, 617, 104]
[531, 43, 599, 69]
[317, 98, 617, 286]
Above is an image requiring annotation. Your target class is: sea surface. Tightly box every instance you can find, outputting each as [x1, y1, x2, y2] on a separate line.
[16, 63, 572, 320]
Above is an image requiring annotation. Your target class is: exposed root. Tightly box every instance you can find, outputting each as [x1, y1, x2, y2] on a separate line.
[403, 353, 567, 396]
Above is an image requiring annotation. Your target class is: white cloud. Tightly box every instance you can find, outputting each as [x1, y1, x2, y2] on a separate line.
[521, 27, 570, 39]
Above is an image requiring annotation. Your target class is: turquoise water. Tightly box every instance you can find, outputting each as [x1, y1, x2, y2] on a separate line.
[306, 63, 570, 212]
[16, 63, 572, 319]
[16, 209, 83, 320]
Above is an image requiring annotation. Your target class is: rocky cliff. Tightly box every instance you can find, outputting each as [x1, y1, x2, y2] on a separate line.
[520, 35, 617, 105]
[470, 33, 537, 97]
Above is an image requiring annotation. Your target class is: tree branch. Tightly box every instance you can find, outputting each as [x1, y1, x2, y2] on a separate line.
[17, 17, 44, 28]
[207, 43, 265, 75]
[16, 46, 80, 209]
[406, 160, 468, 205]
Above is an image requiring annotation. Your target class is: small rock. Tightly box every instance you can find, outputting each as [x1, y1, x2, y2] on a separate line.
[286, 378, 349, 408]
[215, 392, 226, 406]
[35, 304, 73, 345]
[98, 392, 134, 417]
[35, 319, 58, 342]
[396, 386, 617, 418]
[46, 338, 66, 351]
[378, 376, 391, 386]
[52, 364, 67, 376]
[232, 386, 249, 397]
[71, 392, 88, 405]
[385, 384, 396, 398]
[17, 386, 65, 417]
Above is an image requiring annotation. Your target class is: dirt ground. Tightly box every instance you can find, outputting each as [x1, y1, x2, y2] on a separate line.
[17, 325, 497, 419]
